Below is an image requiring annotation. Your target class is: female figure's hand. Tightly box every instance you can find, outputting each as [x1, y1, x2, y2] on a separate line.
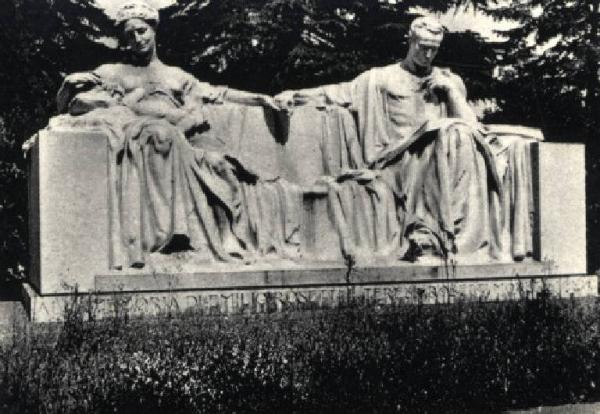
[64, 72, 102, 90]
[274, 90, 297, 110]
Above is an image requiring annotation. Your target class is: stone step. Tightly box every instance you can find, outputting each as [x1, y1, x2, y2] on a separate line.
[505, 402, 600, 413]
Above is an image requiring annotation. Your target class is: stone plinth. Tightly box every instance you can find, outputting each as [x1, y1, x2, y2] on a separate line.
[532, 143, 587, 274]
[22, 258, 598, 323]
[24, 126, 592, 322]
[22, 269, 598, 323]
[28, 129, 110, 294]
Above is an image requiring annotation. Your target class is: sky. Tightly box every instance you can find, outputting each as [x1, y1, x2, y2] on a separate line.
[96, 0, 514, 40]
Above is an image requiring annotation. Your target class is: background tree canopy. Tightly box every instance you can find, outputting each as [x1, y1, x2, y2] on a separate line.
[1, 0, 599, 281]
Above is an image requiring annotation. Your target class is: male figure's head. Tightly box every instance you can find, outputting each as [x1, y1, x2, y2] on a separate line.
[405, 16, 445, 73]
[115, 1, 159, 60]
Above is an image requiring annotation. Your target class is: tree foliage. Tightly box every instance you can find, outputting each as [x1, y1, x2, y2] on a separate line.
[158, 0, 498, 97]
[0, 0, 112, 279]
[480, 0, 600, 142]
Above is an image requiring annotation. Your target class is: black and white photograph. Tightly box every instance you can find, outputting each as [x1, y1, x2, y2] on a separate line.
[0, 0, 599, 412]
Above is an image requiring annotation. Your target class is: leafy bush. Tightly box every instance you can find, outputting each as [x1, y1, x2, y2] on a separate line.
[1, 293, 600, 413]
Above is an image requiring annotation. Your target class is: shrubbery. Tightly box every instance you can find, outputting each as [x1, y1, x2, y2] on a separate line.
[1, 293, 600, 413]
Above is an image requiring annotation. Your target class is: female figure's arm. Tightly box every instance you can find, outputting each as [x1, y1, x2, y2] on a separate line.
[174, 77, 285, 135]
[182, 75, 279, 111]
[220, 88, 279, 111]
[274, 80, 357, 111]
[56, 72, 103, 113]
[56, 65, 126, 115]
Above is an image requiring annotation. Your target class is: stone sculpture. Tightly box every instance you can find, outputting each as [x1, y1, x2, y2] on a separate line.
[53, 1, 301, 269]
[275, 16, 534, 263]
[51, 4, 534, 270]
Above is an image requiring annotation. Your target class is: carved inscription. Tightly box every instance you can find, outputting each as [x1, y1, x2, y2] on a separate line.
[31, 276, 597, 322]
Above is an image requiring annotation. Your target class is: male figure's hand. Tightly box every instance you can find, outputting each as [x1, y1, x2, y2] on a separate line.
[424, 70, 477, 122]
[424, 70, 461, 100]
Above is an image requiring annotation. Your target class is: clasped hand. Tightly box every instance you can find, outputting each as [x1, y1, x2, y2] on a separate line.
[254, 94, 280, 112]
[273, 90, 297, 111]
[274, 90, 328, 111]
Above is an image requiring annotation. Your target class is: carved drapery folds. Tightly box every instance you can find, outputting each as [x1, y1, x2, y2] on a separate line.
[49, 71, 535, 269]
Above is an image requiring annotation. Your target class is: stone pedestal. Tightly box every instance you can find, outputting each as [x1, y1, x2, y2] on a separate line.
[24, 128, 593, 322]
[28, 129, 110, 294]
[532, 143, 587, 274]
[22, 268, 598, 322]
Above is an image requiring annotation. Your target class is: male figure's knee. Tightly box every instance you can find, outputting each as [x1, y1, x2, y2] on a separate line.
[440, 123, 479, 156]
[445, 122, 475, 141]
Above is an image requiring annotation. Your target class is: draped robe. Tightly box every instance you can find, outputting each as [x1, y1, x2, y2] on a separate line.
[315, 64, 519, 260]
[49, 61, 533, 268]
[52, 63, 301, 269]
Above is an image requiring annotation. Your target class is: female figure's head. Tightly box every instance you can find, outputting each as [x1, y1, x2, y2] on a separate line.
[115, 1, 159, 62]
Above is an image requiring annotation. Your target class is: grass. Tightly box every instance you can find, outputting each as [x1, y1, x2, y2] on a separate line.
[1, 290, 600, 413]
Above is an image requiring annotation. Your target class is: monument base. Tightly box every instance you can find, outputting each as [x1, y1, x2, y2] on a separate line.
[21, 261, 598, 322]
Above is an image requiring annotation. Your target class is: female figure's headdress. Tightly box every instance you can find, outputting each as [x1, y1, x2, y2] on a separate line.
[115, 1, 159, 26]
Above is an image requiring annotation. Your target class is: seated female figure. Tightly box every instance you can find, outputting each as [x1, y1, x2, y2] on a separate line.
[55, 1, 297, 269]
